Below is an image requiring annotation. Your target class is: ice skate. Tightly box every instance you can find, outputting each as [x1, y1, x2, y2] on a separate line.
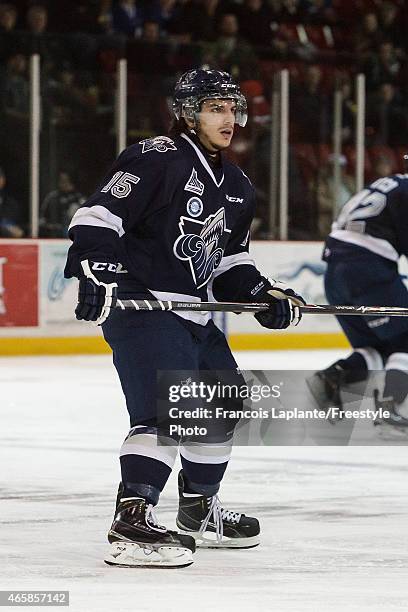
[306, 365, 346, 423]
[373, 389, 408, 440]
[105, 497, 195, 568]
[176, 471, 260, 549]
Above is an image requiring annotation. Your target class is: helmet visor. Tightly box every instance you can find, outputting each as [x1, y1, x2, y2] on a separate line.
[175, 93, 248, 127]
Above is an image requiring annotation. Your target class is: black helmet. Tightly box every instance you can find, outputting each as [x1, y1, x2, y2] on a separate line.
[173, 68, 248, 127]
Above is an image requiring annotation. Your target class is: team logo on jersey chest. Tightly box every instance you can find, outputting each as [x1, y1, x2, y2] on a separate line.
[139, 136, 177, 153]
[184, 167, 204, 196]
[186, 196, 203, 217]
[173, 207, 231, 289]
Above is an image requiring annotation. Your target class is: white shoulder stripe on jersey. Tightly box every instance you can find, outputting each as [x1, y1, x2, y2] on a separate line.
[181, 133, 225, 188]
[68, 205, 125, 237]
[212, 251, 256, 279]
[329, 229, 398, 262]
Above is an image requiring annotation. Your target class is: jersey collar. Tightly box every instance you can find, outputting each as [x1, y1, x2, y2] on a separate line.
[180, 133, 225, 188]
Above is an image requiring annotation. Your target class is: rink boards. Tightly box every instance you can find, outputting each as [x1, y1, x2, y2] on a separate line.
[1, 238, 405, 355]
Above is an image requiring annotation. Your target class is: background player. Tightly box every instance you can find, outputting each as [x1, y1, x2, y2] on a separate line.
[308, 156, 408, 434]
[64, 69, 304, 568]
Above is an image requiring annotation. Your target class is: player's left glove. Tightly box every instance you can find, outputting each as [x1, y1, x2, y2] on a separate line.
[75, 259, 118, 325]
[253, 280, 305, 329]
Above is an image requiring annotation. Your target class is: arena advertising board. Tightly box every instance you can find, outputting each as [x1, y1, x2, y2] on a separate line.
[227, 241, 340, 335]
[39, 241, 98, 334]
[3, 239, 407, 341]
[0, 241, 38, 327]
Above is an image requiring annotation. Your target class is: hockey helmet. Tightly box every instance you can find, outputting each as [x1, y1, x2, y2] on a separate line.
[173, 68, 248, 127]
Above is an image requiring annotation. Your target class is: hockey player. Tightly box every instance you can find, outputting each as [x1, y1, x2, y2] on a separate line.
[64, 69, 305, 568]
[308, 159, 408, 434]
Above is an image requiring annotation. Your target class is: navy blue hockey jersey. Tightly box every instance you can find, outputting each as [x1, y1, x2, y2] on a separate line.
[64, 133, 268, 325]
[325, 173, 408, 262]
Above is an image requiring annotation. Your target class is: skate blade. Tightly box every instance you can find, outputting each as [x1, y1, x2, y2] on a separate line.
[374, 421, 408, 442]
[104, 542, 194, 568]
[178, 530, 260, 549]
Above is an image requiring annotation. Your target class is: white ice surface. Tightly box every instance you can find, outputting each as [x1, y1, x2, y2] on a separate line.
[1, 350, 408, 612]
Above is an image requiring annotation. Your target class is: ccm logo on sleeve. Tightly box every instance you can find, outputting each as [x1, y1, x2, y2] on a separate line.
[91, 262, 118, 272]
[225, 195, 244, 203]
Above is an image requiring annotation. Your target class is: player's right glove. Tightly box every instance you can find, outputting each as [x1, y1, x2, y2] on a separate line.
[75, 259, 118, 325]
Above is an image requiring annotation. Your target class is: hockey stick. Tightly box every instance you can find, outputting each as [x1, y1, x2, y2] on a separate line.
[115, 300, 408, 317]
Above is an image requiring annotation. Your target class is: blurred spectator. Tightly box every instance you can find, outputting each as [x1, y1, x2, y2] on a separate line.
[337, 76, 355, 145]
[142, 19, 161, 43]
[366, 82, 408, 146]
[240, 79, 270, 126]
[302, 0, 336, 24]
[126, 20, 172, 131]
[173, 0, 229, 43]
[111, 0, 144, 37]
[370, 154, 394, 180]
[362, 41, 401, 90]
[0, 4, 19, 61]
[315, 154, 355, 235]
[18, 4, 64, 69]
[205, 12, 259, 79]
[291, 64, 329, 143]
[127, 20, 171, 74]
[0, 2, 17, 42]
[237, 0, 273, 47]
[26, 4, 47, 35]
[273, 0, 304, 22]
[354, 12, 383, 59]
[144, 0, 179, 34]
[45, 66, 101, 124]
[47, 1, 108, 34]
[0, 2, 17, 30]
[378, 1, 405, 54]
[0, 53, 29, 118]
[40, 171, 85, 237]
[268, 0, 283, 17]
[0, 167, 24, 238]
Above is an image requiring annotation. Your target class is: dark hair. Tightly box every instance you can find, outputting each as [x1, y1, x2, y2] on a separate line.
[168, 116, 189, 137]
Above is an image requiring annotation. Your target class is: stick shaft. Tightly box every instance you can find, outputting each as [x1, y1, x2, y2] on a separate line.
[115, 299, 408, 317]
[116, 299, 268, 313]
[301, 304, 408, 317]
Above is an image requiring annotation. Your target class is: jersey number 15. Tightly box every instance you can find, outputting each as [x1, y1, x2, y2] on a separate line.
[101, 171, 140, 199]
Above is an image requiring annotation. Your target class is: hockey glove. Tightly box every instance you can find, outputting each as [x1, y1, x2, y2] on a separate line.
[75, 259, 118, 325]
[254, 280, 305, 329]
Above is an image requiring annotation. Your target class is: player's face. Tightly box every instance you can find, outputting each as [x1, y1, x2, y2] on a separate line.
[196, 99, 236, 152]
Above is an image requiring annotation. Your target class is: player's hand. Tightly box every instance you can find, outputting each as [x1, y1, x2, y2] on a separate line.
[76, 260, 118, 325]
[254, 281, 305, 329]
[266, 280, 306, 308]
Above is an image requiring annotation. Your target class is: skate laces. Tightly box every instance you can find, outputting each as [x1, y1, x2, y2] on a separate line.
[145, 503, 167, 533]
[198, 496, 241, 543]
